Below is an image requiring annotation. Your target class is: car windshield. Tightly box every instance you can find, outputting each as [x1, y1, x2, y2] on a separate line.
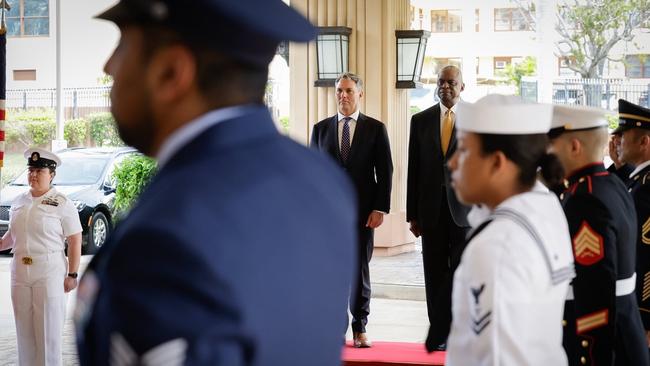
[11, 156, 110, 186]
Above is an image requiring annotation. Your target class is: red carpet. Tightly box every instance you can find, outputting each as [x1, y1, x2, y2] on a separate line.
[342, 342, 446, 366]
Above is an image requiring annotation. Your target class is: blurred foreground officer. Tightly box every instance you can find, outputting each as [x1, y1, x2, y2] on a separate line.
[548, 105, 648, 366]
[446, 95, 575, 365]
[76, 1, 356, 365]
[311, 73, 393, 348]
[617, 99, 650, 345]
[0, 148, 83, 366]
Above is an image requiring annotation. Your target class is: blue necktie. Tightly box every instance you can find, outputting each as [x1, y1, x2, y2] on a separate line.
[341, 117, 351, 163]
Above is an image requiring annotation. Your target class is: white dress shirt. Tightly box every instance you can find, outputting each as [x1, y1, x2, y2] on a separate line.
[337, 110, 360, 150]
[629, 160, 650, 179]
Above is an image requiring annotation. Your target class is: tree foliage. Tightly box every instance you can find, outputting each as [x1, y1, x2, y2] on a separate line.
[499, 56, 537, 94]
[513, 0, 650, 78]
[112, 155, 157, 214]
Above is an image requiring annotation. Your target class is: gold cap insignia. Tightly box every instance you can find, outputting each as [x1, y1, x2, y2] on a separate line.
[31, 152, 39, 161]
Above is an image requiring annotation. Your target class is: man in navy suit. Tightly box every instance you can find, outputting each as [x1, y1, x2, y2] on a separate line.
[406, 65, 470, 351]
[75, 1, 356, 365]
[310, 73, 393, 348]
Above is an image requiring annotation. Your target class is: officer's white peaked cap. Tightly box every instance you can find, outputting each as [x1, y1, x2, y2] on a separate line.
[548, 104, 609, 138]
[24, 147, 62, 168]
[456, 94, 552, 135]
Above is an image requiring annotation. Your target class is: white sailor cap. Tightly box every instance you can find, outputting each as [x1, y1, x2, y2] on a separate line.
[456, 94, 552, 135]
[24, 147, 62, 169]
[548, 104, 609, 139]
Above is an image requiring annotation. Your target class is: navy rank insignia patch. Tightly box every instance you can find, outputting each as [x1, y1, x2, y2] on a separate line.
[642, 217, 650, 245]
[573, 221, 603, 265]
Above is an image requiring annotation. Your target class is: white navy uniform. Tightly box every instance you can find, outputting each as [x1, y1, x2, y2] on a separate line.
[446, 188, 575, 366]
[6, 187, 82, 366]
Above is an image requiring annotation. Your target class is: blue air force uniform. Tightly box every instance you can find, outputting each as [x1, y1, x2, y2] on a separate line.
[76, 1, 357, 365]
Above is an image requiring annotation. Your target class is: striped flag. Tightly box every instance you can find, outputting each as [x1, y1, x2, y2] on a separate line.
[0, 24, 5, 168]
[0, 2, 6, 169]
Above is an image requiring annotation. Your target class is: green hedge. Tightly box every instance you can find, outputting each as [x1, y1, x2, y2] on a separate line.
[88, 112, 123, 147]
[64, 119, 89, 147]
[112, 155, 157, 214]
[3, 110, 124, 149]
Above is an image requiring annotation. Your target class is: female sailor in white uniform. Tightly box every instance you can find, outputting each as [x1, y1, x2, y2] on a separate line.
[0, 148, 82, 366]
[445, 95, 575, 366]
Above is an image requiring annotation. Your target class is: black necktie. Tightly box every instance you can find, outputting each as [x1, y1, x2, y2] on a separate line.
[341, 117, 351, 162]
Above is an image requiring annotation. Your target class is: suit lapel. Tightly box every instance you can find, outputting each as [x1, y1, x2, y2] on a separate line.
[348, 114, 366, 163]
[327, 116, 341, 162]
[446, 125, 458, 161]
[431, 105, 442, 157]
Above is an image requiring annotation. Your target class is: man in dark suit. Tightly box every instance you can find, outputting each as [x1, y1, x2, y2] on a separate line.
[311, 72, 393, 348]
[75, 1, 357, 365]
[406, 65, 470, 351]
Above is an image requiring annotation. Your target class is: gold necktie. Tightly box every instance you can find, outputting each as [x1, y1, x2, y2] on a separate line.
[441, 109, 454, 156]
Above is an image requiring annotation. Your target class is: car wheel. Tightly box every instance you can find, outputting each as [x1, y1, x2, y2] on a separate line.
[86, 212, 110, 254]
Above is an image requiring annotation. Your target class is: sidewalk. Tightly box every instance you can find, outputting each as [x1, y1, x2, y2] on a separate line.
[370, 239, 426, 301]
[0, 242, 428, 364]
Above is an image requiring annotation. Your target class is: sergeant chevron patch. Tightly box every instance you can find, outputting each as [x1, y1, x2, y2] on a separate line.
[643, 272, 650, 302]
[576, 309, 608, 334]
[643, 217, 650, 245]
[572, 221, 604, 265]
[471, 311, 492, 335]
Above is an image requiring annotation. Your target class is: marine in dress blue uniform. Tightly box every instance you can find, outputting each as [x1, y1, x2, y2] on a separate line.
[616, 99, 650, 341]
[548, 105, 648, 366]
[75, 1, 357, 365]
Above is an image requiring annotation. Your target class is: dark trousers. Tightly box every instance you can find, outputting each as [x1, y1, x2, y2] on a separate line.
[349, 225, 374, 333]
[422, 194, 468, 350]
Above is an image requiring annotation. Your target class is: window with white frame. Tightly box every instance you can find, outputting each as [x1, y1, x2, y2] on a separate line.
[430, 10, 462, 33]
[6, 0, 49, 37]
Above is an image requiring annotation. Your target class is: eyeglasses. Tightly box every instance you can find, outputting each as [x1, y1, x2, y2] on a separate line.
[437, 78, 459, 87]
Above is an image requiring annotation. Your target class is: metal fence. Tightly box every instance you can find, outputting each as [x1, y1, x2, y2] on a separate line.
[6, 87, 112, 119]
[552, 79, 650, 110]
[6, 84, 280, 120]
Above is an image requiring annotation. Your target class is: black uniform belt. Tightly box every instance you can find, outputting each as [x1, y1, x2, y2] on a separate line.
[566, 273, 636, 300]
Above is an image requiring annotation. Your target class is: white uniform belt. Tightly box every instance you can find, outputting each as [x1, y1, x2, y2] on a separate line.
[566, 273, 636, 301]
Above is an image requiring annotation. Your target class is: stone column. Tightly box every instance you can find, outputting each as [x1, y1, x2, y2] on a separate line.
[289, 0, 415, 256]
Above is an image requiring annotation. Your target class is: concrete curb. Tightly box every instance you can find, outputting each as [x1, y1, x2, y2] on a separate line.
[371, 282, 426, 301]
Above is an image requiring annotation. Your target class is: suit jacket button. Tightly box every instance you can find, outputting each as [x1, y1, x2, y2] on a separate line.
[562, 320, 567, 326]
[580, 356, 587, 364]
[581, 340, 588, 348]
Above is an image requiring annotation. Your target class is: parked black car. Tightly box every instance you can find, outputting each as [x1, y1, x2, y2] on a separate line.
[0, 147, 138, 254]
